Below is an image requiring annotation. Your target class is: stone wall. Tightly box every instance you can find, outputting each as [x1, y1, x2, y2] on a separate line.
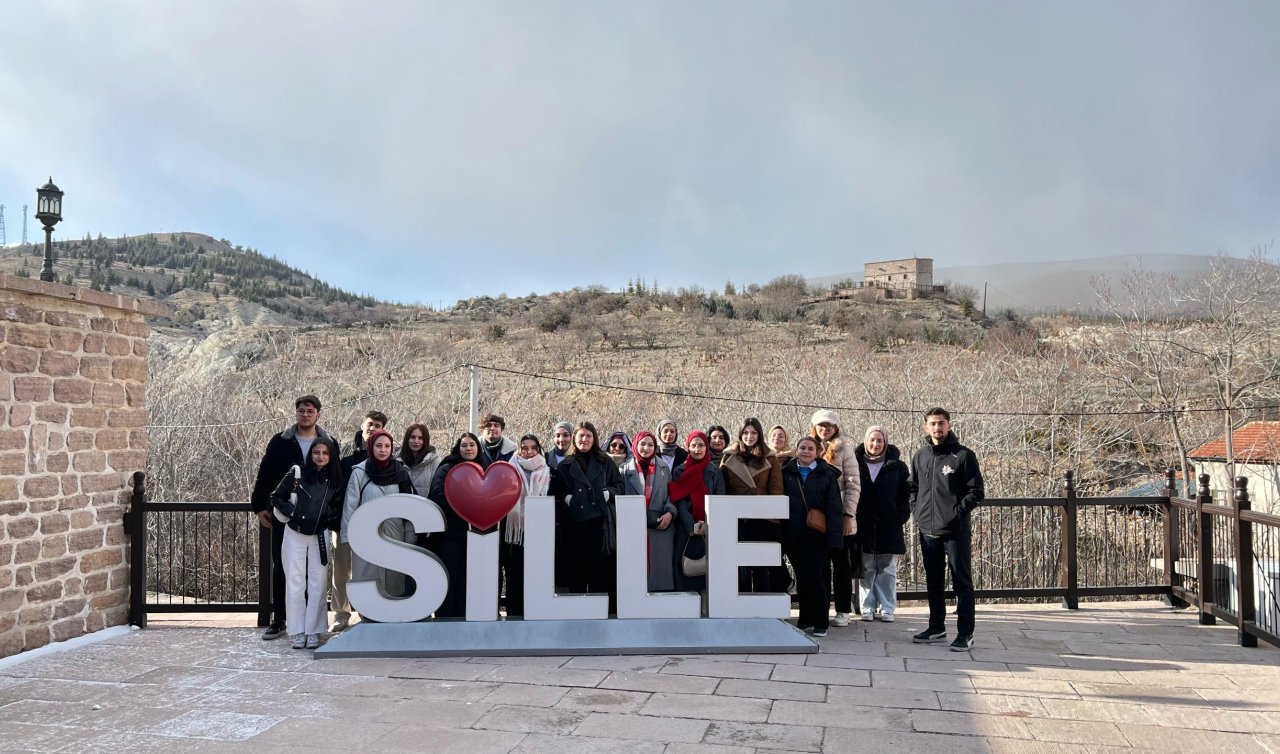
[0, 274, 166, 658]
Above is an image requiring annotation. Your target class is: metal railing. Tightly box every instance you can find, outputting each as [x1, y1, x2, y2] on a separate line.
[125, 467, 1280, 649]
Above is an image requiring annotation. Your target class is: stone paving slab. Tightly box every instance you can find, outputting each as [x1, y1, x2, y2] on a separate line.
[0, 603, 1276, 752]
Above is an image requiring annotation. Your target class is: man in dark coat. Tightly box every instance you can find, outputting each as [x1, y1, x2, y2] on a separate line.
[908, 407, 984, 651]
[250, 395, 335, 639]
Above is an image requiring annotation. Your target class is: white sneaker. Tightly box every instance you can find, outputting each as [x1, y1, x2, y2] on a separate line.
[880, 613, 895, 622]
[290, 633, 306, 649]
[832, 613, 850, 627]
[860, 612, 875, 622]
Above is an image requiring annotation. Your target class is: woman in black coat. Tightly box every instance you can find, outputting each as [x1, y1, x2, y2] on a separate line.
[854, 426, 911, 621]
[427, 432, 489, 618]
[550, 421, 624, 611]
[780, 436, 844, 637]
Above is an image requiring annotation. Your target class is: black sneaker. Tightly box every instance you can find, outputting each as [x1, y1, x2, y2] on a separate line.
[262, 624, 287, 641]
[950, 635, 974, 651]
[912, 628, 947, 644]
[811, 628, 828, 637]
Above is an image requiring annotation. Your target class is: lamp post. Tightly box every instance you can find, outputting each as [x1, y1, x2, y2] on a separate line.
[36, 178, 64, 283]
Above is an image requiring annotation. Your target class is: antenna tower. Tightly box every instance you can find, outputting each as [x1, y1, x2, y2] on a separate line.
[22, 204, 29, 245]
[0, 205, 6, 246]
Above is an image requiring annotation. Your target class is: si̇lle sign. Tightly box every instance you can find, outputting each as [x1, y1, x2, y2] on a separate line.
[345, 461, 791, 622]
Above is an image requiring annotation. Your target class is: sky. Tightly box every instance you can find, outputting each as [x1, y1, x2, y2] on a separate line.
[1, 1, 1277, 306]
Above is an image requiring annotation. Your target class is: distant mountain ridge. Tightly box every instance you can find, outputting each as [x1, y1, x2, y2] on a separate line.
[810, 253, 1224, 312]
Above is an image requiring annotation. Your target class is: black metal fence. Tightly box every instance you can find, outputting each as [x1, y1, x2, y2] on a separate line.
[125, 467, 1280, 649]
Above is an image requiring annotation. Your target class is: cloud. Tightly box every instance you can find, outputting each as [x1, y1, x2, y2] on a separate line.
[1, 0, 1276, 303]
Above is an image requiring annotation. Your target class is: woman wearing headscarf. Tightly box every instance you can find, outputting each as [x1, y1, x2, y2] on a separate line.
[341, 429, 417, 603]
[550, 422, 625, 611]
[426, 432, 490, 618]
[855, 425, 910, 621]
[706, 425, 731, 467]
[809, 409, 862, 627]
[504, 433, 550, 617]
[721, 418, 785, 593]
[781, 436, 844, 637]
[768, 425, 794, 462]
[655, 419, 688, 470]
[401, 423, 441, 504]
[605, 431, 633, 470]
[621, 430, 677, 591]
[669, 430, 725, 593]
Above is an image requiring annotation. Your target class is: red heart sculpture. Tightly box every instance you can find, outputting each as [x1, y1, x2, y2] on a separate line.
[443, 461, 522, 531]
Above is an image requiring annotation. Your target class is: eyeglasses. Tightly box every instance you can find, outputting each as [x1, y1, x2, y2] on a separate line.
[296, 408, 318, 416]
[608, 443, 626, 451]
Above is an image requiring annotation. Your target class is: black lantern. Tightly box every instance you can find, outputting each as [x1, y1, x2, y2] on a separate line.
[36, 178, 64, 282]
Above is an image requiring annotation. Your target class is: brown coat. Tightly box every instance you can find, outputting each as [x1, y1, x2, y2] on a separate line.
[720, 446, 784, 497]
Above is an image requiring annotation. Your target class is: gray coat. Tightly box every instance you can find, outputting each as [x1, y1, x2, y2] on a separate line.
[621, 457, 678, 591]
[341, 461, 417, 598]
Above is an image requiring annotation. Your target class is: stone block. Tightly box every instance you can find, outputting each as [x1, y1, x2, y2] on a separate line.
[8, 515, 40, 539]
[0, 429, 25, 451]
[111, 357, 147, 382]
[2, 302, 41, 323]
[70, 407, 107, 428]
[79, 354, 112, 378]
[9, 404, 32, 426]
[83, 332, 105, 353]
[0, 632, 22, 657]
[35, 404, 69, 423]
[38, 350, 79, 376]
[79, 547, 123, 572]
[41, 535, 67, 559]
[48, 329, 83, 351]
[104, 335, 132, 356]
[82, 472, 124, 493]
[61, 474, 80, 495]
[107, 449, 146, 472]
[108, 409, 147, 428]
[90, 316, 114, 332]
[84, 572, 109, 593]
[53, 377, 93, 404]
[15, 565, 33, 586]
[95, 429, 128, 450]
[40, 512, 70, 534]
[85, 610, 105, 632]
[13, 375, 52, 401]
[26, 581, 64, 603]
[125, 382, 145, 407]
[24, 625, 52, 651]
[67, 429, 94, 450]
[69, 528, 105, 552]
[129, 428, 148, 449]
[69, 510, 95, 529]
[44, 310, 88, 328]
[105, 525, 127, 546]
[14, 540, 41, 564]
[0, 588, 23, 611]
[133, 339, 148, 357]
[34, 556, 76, 581]
[25, 424, 47, 472]
[116, 319, 149, 338]
[73, 450, 107, 472]
[51, 617, 86, 642]
[92, 382, 127, 407]
[0, 376, 8, 401]
[46, 452, 69, 472]
[89, 590, 126, 610]
[0, 479, 17, 500]
[0, 452, 26, 475]
[7, 324, 50, 348]
[1, 345, 39, 373]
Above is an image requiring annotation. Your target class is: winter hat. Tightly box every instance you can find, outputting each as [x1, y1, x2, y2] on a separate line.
[810, 409, 839, 428]
[553, 420, 574, 436]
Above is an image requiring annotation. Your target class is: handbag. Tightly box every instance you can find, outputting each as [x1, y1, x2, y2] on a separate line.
[682, 532, 707, 577]
[799, 482, 826, 533]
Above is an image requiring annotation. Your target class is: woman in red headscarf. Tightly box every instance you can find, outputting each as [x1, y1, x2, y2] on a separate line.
[621, 430, 677, 591]
[669, 430, 725, 592]
[340, 428, 417, 605]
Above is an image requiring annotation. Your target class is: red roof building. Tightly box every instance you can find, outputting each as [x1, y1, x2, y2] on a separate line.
[1189, 421, 1280, 464]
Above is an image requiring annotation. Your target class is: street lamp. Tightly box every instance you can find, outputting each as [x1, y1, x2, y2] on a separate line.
[35, 177, 64, 283]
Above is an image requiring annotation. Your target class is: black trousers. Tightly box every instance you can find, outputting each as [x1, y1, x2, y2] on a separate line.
[784, 527, 830, 632]
[739, 519, 786, 593]
[561, 517, 617, 614]
[500, 540, 525, 617]
[821, 534, 857, 614]
[270, 520, 286, 627]
[920, 528, 975, 636]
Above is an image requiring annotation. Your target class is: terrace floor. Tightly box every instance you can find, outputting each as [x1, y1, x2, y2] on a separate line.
[1, 602, 1278, 753]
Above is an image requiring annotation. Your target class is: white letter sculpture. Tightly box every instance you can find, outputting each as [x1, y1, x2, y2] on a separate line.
[705, 494, 790, 619]
[346, 493, 448, 623]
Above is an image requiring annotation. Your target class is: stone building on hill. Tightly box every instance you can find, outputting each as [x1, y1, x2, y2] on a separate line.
[863, 257, 934, 290]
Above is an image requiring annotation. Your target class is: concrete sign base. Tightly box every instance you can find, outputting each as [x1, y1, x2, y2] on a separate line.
[314, 618, 818, 659]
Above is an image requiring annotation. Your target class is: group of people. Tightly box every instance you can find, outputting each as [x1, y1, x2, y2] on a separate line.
[250, 396, 984, 651]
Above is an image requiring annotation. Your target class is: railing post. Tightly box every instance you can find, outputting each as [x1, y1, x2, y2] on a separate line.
[1061, 470, 1079, 610]
[257, 524, 273, 628]
[1197, 472, 1216, 625]
[126, 471, 148, 629]
[1163, 466, 1187, 608]
[1235, 476, 1257, 648]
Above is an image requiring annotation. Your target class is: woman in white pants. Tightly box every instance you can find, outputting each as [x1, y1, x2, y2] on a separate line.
[853, 426, 911, 621]
[271, 436, 344, 648]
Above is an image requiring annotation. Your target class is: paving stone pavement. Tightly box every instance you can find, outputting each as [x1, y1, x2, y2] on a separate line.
[1, 602, 1278, 753]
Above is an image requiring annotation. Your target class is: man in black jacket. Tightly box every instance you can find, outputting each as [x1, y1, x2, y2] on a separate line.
[250, 395, 335, 640]
[908, 407, 984, 651]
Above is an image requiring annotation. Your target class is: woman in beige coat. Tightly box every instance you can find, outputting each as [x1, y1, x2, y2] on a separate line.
[809, 410, 861, 627]
[722, 418, 785, 593]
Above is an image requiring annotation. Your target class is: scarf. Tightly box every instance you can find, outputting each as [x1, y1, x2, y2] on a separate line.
[362, 429, 407, 486]
[668, 430, 711, 522]
[506, 453, 550, 545]
[633, 430, 658, 503]
[655, 419, 680, 457]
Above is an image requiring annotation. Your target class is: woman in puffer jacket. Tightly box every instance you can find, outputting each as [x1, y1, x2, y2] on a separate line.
[400, 423, 441, 504]
[272, 436, 344, 648]
[809, 409, 862, 626]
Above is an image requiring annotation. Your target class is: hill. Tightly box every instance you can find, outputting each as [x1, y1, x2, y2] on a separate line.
[0, 232, 416, 328]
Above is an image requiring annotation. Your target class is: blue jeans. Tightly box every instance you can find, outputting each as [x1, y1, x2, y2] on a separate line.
[919, 528, 975, 637]
[859, 553, 899, 616]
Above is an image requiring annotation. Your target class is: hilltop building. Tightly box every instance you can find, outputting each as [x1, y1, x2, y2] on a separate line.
[1189, 421, 1280, 513]
[863, 257, 934, 289]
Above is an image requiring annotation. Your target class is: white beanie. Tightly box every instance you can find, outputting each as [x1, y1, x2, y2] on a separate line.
[810, 409, 839, 427]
